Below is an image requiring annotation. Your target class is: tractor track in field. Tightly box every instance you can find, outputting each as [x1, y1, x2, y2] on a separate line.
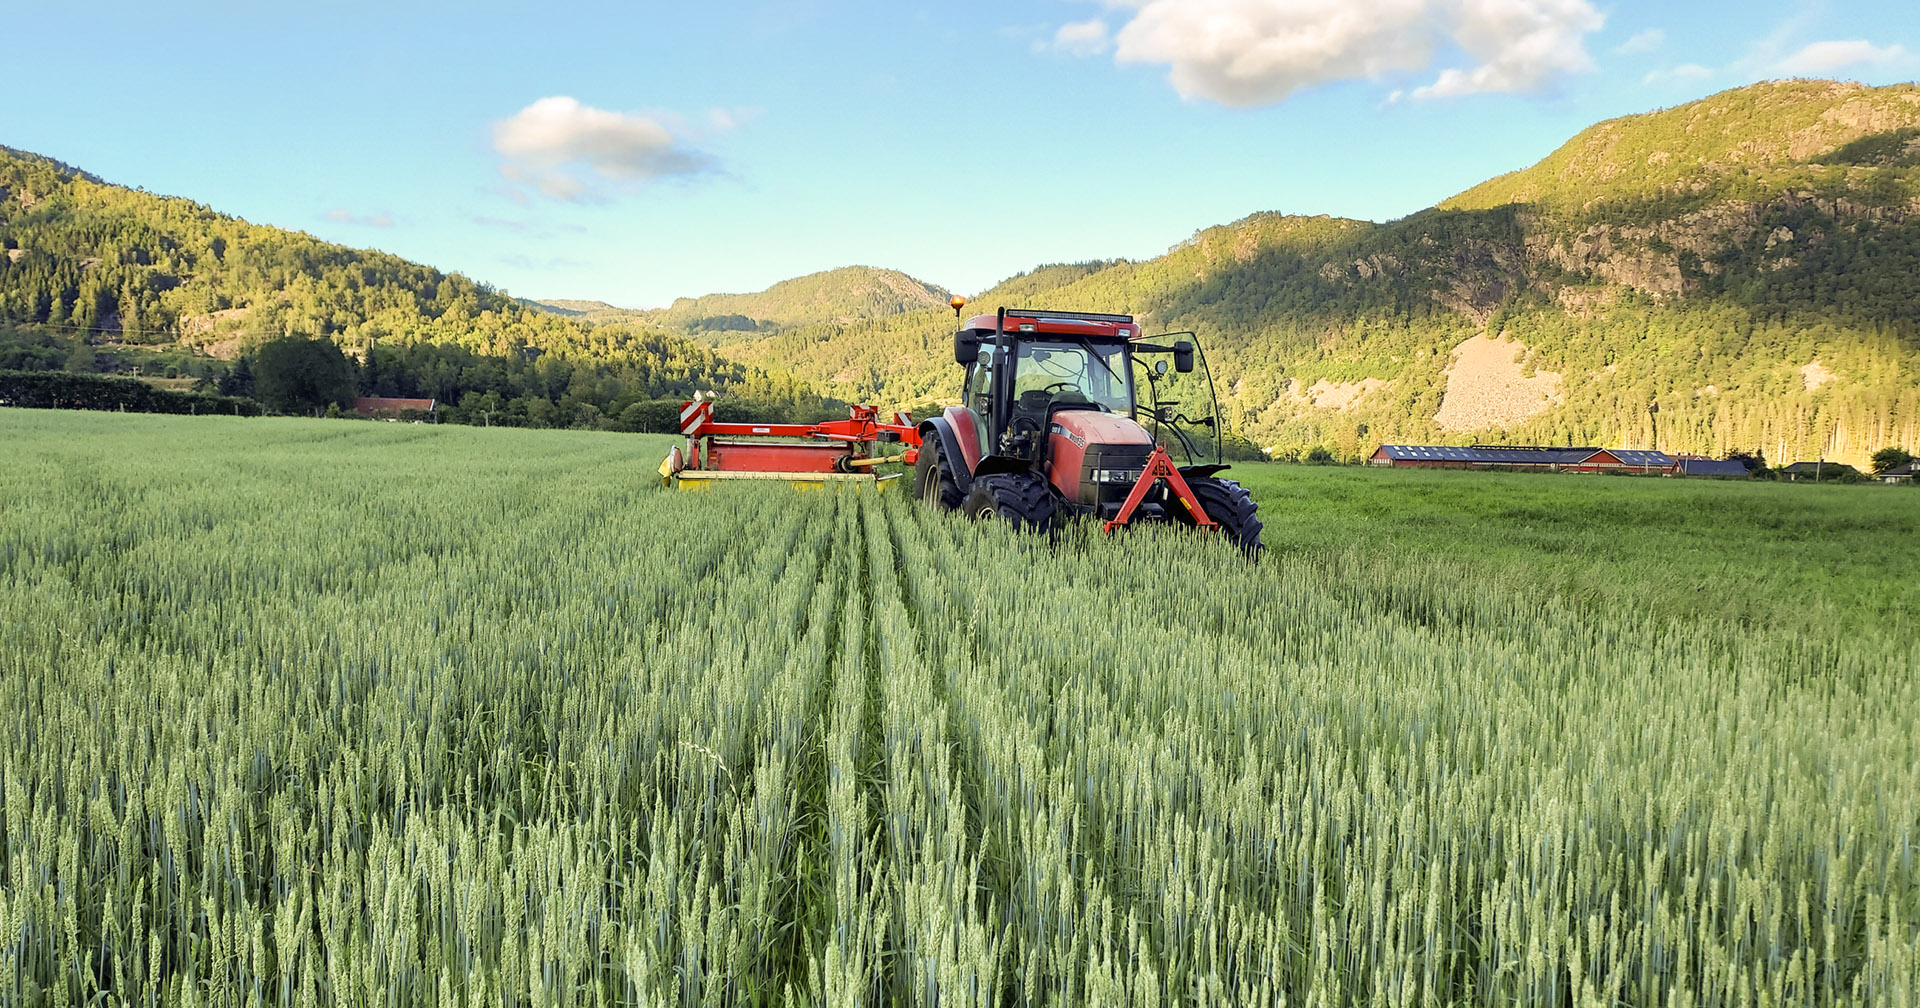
[876, 498, 1037, 996]
[846, 492, 899, 1003]
[773, 489, 899, 1004]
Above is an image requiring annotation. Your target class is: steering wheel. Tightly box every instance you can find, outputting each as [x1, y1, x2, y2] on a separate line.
[1041, 382, 1108, 412]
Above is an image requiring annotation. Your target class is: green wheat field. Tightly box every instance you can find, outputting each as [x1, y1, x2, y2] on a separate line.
[2, 410, 1916, 1007]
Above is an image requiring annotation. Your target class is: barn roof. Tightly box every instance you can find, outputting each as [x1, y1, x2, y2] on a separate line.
[1375, 445, 1599, 465]
[1375, 445, 1684, 467]
[1602, 449, 1675, 467]
[1675, 458, 1750, 477]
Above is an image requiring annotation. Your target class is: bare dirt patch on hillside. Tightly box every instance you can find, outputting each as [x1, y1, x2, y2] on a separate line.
[1801, 360, 1836, 391]
[177, 308, 252, 359]
[1434, 333, 1563, 431]
[1291, 377, 1388, 411]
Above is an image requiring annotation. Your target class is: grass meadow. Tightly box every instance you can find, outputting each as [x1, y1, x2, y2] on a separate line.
[1, 409, 1915, 1006]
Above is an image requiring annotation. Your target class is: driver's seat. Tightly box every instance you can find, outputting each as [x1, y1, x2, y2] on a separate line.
[1017, 388, 1057, 413]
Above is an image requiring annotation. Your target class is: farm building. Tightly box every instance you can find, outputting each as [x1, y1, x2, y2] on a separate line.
[1673, 457, 1752, 478]
[1369, 445, 1677, 473]
[1563, 449, 1675, 474]
[353, 396, 437, 419]
[1880, 461, 1917, 484]
[1369, 445, 1600, 470]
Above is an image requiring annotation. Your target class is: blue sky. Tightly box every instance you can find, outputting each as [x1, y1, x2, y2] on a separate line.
[3, 1, 1915, 308]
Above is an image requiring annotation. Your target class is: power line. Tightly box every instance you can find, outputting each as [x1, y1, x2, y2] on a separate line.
[3, 318, 185, 337]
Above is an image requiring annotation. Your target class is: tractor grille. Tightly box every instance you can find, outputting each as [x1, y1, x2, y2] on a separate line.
[1077, 443, 1155, 508]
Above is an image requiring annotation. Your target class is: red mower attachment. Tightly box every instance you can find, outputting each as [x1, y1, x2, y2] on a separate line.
[1102, 445, 1217, 533]
[662, 399, 923, 492]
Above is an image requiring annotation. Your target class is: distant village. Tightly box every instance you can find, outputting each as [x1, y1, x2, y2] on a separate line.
[1369, 445, 1917, 484]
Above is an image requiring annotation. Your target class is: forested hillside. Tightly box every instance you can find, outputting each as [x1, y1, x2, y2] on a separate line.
[710, 81, 1920, 466]
[0, 146, 824, 427]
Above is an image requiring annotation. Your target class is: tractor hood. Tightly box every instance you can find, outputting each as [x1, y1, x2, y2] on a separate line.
[1049, 409, 1153, 449]
[1048, 410, 1154, 508]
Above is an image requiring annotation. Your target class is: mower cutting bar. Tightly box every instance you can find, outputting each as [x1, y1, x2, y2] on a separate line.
[705, 440, 854, 474]
[665, 400, 923, 490]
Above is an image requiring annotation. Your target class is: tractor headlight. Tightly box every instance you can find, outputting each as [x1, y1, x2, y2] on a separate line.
[1092, 468, 1143, 484]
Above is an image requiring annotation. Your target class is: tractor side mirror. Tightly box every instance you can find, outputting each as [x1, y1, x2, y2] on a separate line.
[1173, 341, 1195, 373]
[955, 333, 981, 365]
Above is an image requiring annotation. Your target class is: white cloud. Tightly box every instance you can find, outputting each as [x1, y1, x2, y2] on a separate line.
[1643, 63, 1713, 85]
[492, 96, 719, 202]
[500, 253, 587, 272]
[1614, 28, 1664, 56]
[708, 106, 763, 132]
[325, 209, 393, 227]
[1094, 0, 1604, 107]
[1774, 40, 1911, 76]
[1054, 19, 1113, 56]
[472, 217, 588, 241]
[1412, 0, 1606, 99]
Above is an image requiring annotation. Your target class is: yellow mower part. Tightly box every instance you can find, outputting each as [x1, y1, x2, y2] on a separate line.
[672, 470, 901, 492]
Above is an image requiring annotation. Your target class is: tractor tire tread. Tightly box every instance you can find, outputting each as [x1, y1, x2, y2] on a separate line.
[1183, 476, 1263, 554]
[963, 471, 1057, 532]
[915, 440, 966, 511]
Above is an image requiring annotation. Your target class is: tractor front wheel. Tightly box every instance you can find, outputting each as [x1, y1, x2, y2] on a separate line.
[1179, 476, 1263, 554]
[962, 472, 1057, 533]
[914, 439, 965, 511]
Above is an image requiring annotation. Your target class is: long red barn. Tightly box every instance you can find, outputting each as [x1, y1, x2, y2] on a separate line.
[353, 396, 437, 418]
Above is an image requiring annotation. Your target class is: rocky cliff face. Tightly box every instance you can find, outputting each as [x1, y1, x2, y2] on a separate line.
[1526, 194, 1919, 300]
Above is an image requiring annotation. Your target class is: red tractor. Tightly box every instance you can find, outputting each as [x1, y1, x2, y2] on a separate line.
[911, 307, 1262, 550]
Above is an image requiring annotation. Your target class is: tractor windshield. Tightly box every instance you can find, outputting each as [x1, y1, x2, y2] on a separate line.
[1131, 333, 1224, 467]
[1009, 340, 1132, 414]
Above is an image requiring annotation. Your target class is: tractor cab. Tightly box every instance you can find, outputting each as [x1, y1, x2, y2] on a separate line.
[918, 307, 1259, 550]
[952, 309, 1226, 470]
[956, 312, 1141, 464]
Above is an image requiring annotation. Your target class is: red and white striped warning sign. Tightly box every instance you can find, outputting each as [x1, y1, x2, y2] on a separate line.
[679, 400, 713, 435]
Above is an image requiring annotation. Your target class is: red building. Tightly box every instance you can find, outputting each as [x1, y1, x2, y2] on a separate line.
[352, 396, 437, 419]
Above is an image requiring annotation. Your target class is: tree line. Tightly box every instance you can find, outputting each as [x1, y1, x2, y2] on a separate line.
[0, 324, 837, 429]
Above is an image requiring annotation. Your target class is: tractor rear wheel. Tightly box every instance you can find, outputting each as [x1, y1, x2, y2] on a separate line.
[1179, 476, 1263, 554]
[914, 439, 965, 511]
[962, 472, 1057, 532]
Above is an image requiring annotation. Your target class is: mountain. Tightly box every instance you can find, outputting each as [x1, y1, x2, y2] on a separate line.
[0, 146, 820, 427]
[713, 81, 1920, 467]
[7, 80, 1918, 459]
[528, 266, 949, 338]
[1444, 80, 1920, 214]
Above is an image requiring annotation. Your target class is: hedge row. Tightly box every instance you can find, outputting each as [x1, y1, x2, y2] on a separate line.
[0, 370, 263, 416]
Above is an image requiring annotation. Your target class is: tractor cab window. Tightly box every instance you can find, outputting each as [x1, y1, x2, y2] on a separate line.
[1009, 341, 1131, 415]
[965, 353, 994, 415]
